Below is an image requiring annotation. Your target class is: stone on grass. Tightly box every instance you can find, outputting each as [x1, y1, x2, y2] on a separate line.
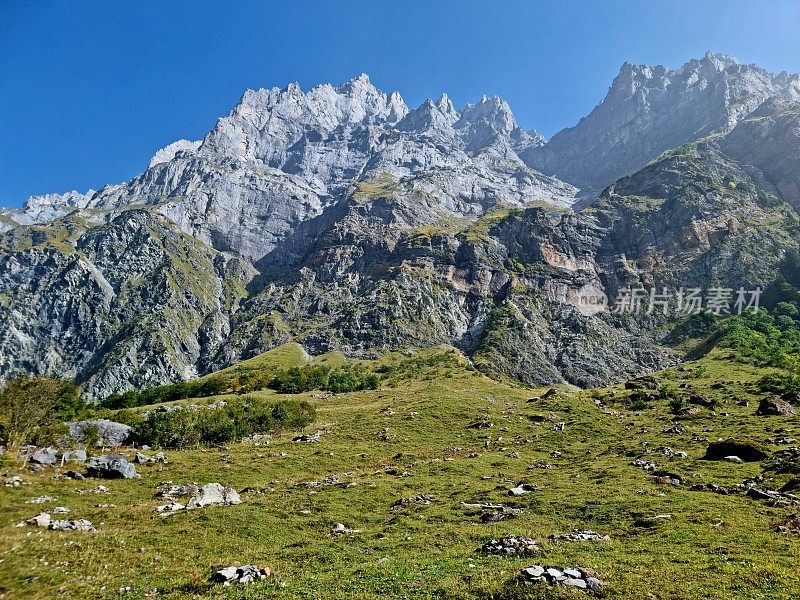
[549, 530, 610, 542]
[67, 419, 133, 447]
[703, 439, 768, 462]
[756, 397, 795, 416]
[508, 483, 537, 496]
[86, 454, 138, 479]
[478, 536, 540, 557]
[62, 450, 87, 463]
[156, 501, 186, 514]
[17, 512, 51, 528]
[518, 563, 603, 593]
[26, 495, 56, 504]
[186, 483, 241, 509]
[293, 430, 326, 443]
[331, 523, 358, 535]
[49, 519, 95, 531]
[30, 448, 57, 465]
[210, 564, 272, 585]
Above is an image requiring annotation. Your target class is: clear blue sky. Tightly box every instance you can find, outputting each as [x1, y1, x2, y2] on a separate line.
[1, 0, 798, 206]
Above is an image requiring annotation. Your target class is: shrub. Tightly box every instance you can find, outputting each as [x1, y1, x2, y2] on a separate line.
[271, 399, 316, 431]
[121, 397, 316, 449]
[0, 376, 84, 450]
[268, 363, 380, 394]
[669, 396, 688, 414]
[101, 374, 230, 409]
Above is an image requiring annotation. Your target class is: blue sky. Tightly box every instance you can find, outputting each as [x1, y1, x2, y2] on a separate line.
[1, 0, 798, 206]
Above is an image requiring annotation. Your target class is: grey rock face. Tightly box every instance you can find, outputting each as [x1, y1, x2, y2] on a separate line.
[719, 98, 800, 211]
[67, 420, 133, 447]
[30, 447, 58, 465]
[525, 52, 800, 197]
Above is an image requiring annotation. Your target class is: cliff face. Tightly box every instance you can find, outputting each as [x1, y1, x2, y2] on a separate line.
[1, 56, 798, 398]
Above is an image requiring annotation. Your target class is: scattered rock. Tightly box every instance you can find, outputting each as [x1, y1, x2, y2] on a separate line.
[86, 454, 138, 479]
[158, 484, 200, 499]
[186, 483, 241, 509]
[625, 376, 658, 390]
[663, 425, 686, 434]
[331, 523, 358, 535]
[634, 514, 673, 528]
[293, 430, 326, 443]
[133, 451, 166, 464]
[653, 471, 684, 485]
[64, 470, 84, 480]
[49, 519, 95, 531]
[26, 495, 56, 504]
[16, 513, 94, 531]
[508, 483, 538, 496]
[210, 564, 272, 586]
[765, 447, 800, 474]
[517, 564, 602, 593]
[686, 393, 714, 408]
[155, 501, 186, 514]
[630, 458, 658, 471]
[660, 447, 688, 458]
[773, 514, 800, 534]
[17, 512, 51, 528]
[480, 512, 517, 522]
[4, 475, 23, 487]
[756, 397, 795, 416]
[479, 536, 540, 557]
[703, 439, 768, 462]
[391, 494, 436, 509]
[549, 530, 610, 542]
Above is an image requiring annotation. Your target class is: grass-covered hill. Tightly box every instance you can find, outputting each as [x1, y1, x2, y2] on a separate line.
[2, 345, 800, 599]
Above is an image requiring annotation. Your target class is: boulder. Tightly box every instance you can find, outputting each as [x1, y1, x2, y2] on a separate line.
[509, 483, 537, 496]
[704, 439, 768, 462]
[186, 483, 241, 509]
[210, 564, 272, 585]
[62, 449, 87, 463]
[86, 454, 138, 479]
[49, 519, 95, 531]
[625, 376, 658, 390]
[67, 419, 133, 447]
[30, 447, 57, 465]
[756, 397, 795, 416]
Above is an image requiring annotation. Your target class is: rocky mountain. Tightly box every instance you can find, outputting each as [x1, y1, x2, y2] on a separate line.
[1, 54, 798, 398]
[524, 52, 800, 200]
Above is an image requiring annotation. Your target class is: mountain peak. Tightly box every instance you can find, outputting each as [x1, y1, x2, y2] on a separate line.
[702, 50, 740, 70]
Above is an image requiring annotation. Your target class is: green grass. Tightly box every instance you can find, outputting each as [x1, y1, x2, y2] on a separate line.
[2, 349, 800, 599]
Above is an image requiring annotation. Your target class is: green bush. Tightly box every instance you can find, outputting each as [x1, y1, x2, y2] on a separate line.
[101, 375, 228, 409]
[120, 397, 316, 449]
[0, 376, 85, 450]
[269, 363, 380, 394]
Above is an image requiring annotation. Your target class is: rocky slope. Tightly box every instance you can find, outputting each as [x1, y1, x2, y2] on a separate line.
[0, 55, 798, 397]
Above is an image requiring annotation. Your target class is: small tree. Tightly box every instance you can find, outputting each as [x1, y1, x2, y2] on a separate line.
[0, 376, 79, 451]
